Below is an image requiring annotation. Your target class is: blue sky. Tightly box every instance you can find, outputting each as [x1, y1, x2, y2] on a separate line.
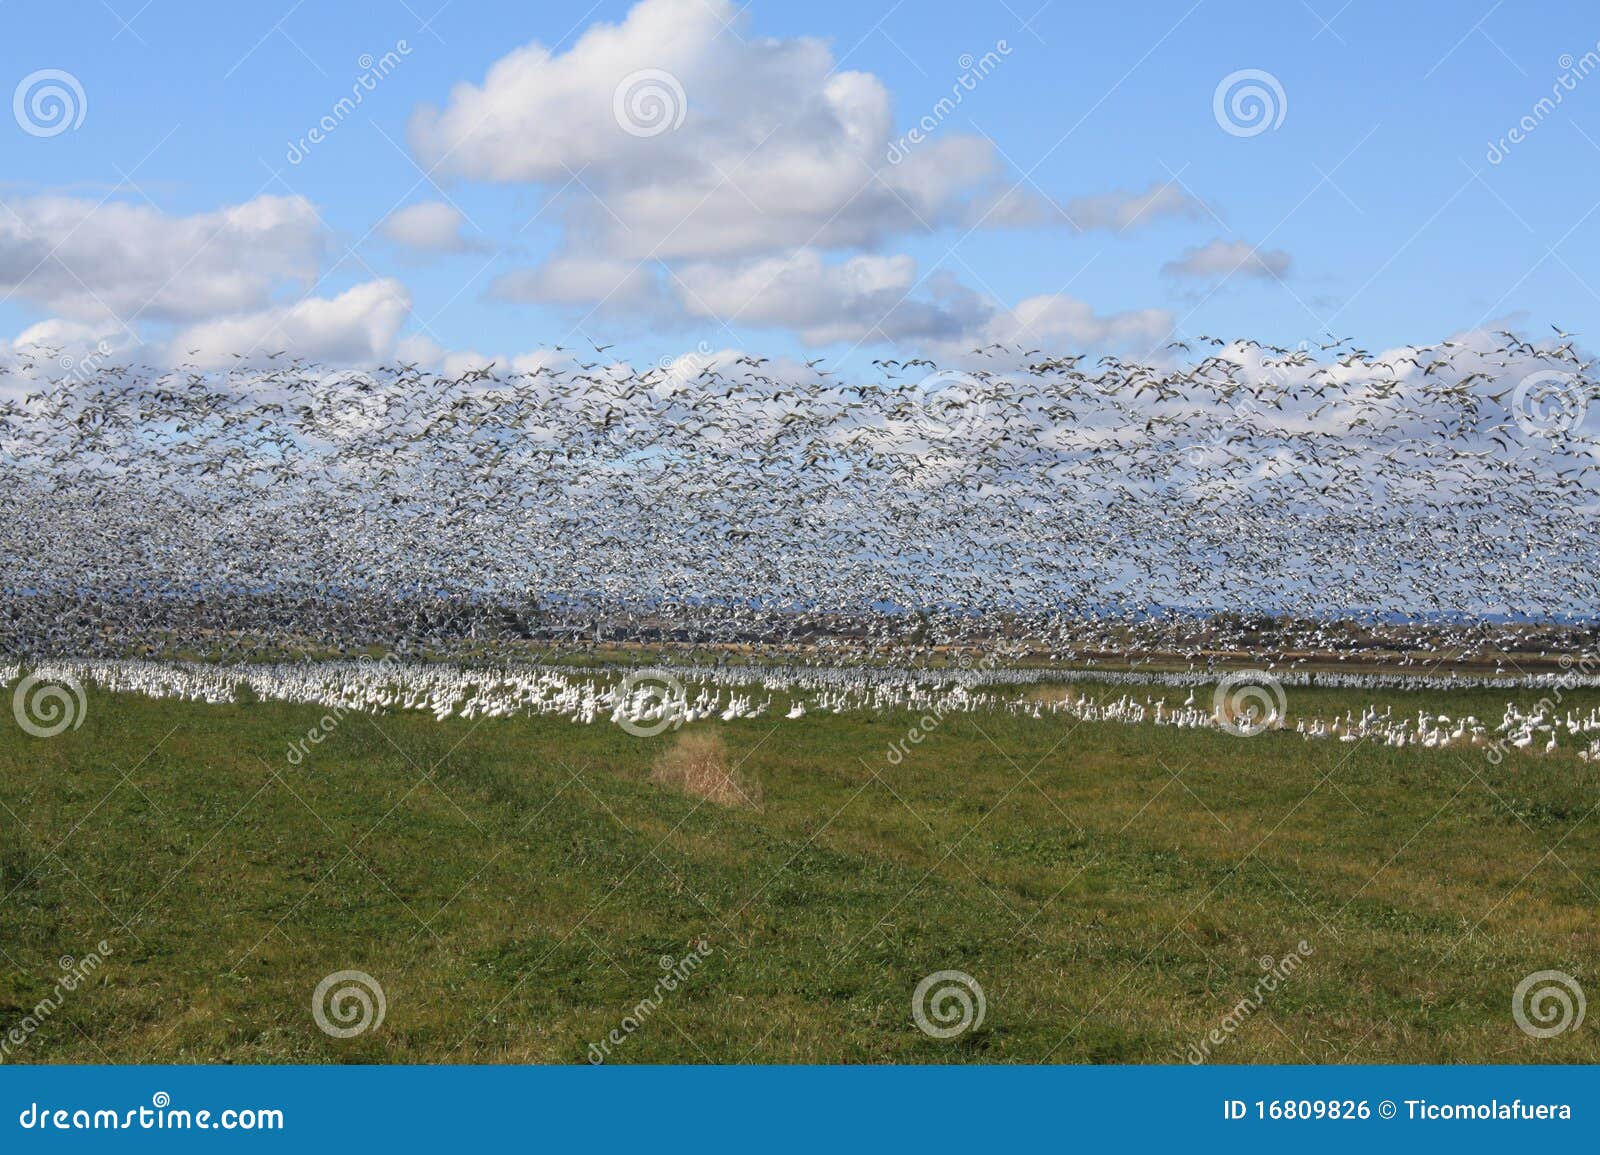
[2, 0, 1598, 370]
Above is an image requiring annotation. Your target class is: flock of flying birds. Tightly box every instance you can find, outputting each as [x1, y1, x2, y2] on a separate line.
[1, 328, 1598, 679]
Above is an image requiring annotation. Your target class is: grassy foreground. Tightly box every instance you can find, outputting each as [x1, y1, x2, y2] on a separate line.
[1, 681, 1598, 1063]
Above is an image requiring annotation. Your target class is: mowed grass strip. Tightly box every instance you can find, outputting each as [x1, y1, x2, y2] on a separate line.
[0, 683, 1597, 1063]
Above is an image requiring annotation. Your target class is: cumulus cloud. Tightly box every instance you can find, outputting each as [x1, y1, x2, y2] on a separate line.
[1069, 183, 1207, 232]
[171, 280, 413, 368]
[669, 248, 1166, 351]
[0, 194, 323, 323]
[3, 317, 123, 353]
[0, 319, 124, 399]
[410, 0, 1019, 262]
[410, 0, 1197, 350]
[1162, 238, 1291, 280]
[971, 295, 1173, 354]
[409, 0, 1200, 260]
[382, 201, 481, 253]
[491, 242, 1172, 352]
[0, 192, 423, 370]
[972, 181, 1204, 232]
[672, 250, 985, 345]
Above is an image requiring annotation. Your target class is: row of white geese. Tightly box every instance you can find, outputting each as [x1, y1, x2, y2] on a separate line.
[8, 658, 1600, 761]
[1292, 702, 1600, 757]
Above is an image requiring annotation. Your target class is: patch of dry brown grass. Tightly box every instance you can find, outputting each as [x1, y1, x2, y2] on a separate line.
[1027, 685, 1082, 707]
[1211, 697, 1286, 733]
[651, 730, 762, 809]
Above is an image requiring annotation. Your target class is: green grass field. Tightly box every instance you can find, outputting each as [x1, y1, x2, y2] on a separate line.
[2, 680, 1598, 1063]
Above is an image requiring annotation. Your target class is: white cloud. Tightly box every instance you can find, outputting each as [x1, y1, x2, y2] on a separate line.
[410, 0, 1199, 349]
[492, 240, 1173, 352]
[5, 317, 123, 352]
[382, 201, 481, 253]
[1163, 238, 1291, 280]
[971, 294, 1173, 354]
[0, 319, 126, 399]
[0, 194, 323, 323]
[668, 248, 1168, 351]
[0, 194, 424, 371]
[393, 334, 592, 381]
[1068, 183, 1205, 232]
[409, 0, 1013, 262]
[673, 250, 989, 345]
[970, 181, 1204, 232]
[410, 0, 1199, 261]
[171, 279, 413, 368]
